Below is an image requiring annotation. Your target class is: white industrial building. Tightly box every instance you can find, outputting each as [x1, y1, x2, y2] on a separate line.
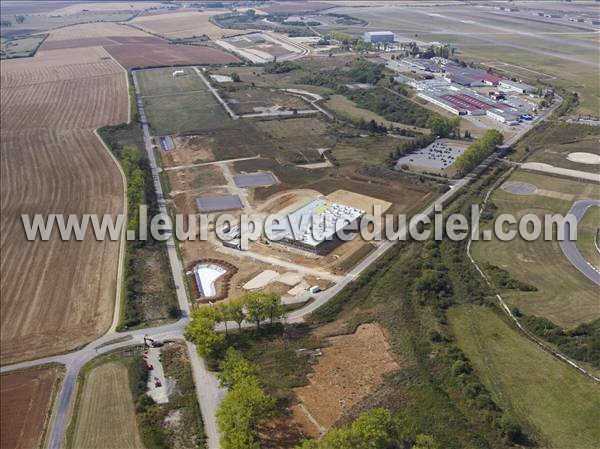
[363, 31, 395, 43]
[267, 199, 365, 255]
[499, 80, 536, 94]
[486, 108, 521, 125]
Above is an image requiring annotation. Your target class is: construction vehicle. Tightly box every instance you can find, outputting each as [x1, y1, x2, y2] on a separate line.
[143, 335, 164, 348]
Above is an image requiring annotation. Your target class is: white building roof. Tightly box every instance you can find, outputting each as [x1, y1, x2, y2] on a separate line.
[365, 31, 395, 36]
[500, 79, 535, 91]
[267, 199, 364, 247]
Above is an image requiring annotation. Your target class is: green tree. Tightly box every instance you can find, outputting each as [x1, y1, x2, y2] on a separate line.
[262, 293, 284, 325]
[217, 376, 275, 449]
[500, 414, 523, 443]
[184, 306, 224, 357]
[228, 296, 247, 331]
[245, 292, 269, 329]
[215, 301, 231, 334]
[218, 347, 258, 388]
[231, 72, 241, 82]
[15, 15, 25, 24]
[412, 434, 440, 449]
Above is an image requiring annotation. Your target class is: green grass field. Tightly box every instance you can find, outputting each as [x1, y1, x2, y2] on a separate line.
[576, 206, 600, 271]
[472, 170, 599, 328]
[137, 67, 207, 97]
[137, 67, 229, 136]
[143, 91, 228, 136]
[512, 121, 600, 166]
[1, 34, 46, 59]
[449, 304, 600, 449]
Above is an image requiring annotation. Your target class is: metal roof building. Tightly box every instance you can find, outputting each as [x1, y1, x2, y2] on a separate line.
[363, 31, 395, 43]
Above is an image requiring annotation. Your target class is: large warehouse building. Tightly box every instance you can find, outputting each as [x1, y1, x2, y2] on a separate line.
[363, 31, 395, 43]
[267, 199, 365, 255]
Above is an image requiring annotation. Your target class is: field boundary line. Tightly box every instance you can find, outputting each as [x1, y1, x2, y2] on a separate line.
[94, 128, 128, 335]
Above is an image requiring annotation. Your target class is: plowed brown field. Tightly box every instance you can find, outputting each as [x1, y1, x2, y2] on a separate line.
[0, 38, 127, 365]
[0, 366, 63, 449]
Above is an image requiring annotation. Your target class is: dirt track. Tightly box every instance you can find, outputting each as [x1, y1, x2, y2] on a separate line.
[0, 41, 127, 365]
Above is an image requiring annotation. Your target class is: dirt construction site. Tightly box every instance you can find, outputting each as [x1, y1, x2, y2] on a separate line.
[292, 323, 400, 437]
[134, 64, 406, 303]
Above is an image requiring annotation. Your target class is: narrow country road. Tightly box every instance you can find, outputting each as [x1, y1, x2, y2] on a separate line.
[0, 71, 564, 449]
[560, 200, 600, 286]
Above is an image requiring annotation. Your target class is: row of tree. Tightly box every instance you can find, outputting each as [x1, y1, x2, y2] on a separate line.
[453, 129, 504, 175]
[184, 292, 285, 357]
[216, 348, 276, 449]
[297, 408, 440, 449]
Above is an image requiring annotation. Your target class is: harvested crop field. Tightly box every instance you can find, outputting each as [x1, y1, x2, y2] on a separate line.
[39, 22, 239, 69]
[106, 43, 239, 70]
[70, 361, 144, 449]
[131, 10, 247, 40]
[1, 366, 63, 449]
[0, 41, 127, 364]
[293, 323, 399, 435]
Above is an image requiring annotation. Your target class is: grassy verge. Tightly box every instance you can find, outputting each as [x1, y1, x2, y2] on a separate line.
[338, 242, 376, 272]
[98, 120, 179, 330]
[449, 304, 600, 449]
[472, 170, 599, 328]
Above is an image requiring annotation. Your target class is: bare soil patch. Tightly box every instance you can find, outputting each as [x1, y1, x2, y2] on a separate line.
[167, 165, 226, 193]
[105, 43, 239, 70]
[161, 135, 215, 167]
[223, 87, 309, 115]
[293, 323, 399, 433]
[1, 366, 63, 449]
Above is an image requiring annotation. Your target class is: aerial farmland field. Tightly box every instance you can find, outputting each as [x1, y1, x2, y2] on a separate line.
[68, 361, 144, 449]
[0, 366, 63, 449]
[0, 2, 599, 449]
[0, 44, 127, 365]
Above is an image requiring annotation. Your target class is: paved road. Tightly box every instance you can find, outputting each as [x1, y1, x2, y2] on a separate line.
[560, 200, 600, 286]
[0, 71, 558, 449]
[0, 149, 490, 449]
[193, 67, 239, 120]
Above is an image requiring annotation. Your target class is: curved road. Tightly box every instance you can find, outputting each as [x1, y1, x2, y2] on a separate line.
[0, 75, 561, 449]
[560, 200, 600, 286]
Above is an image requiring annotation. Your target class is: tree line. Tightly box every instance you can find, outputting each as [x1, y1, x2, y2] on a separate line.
[216, 348, 276, 449]
[453, 129, 504, 176]
[185, 292, 285, 358]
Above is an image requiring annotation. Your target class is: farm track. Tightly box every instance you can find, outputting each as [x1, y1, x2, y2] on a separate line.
[0, 48, 128, 365]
